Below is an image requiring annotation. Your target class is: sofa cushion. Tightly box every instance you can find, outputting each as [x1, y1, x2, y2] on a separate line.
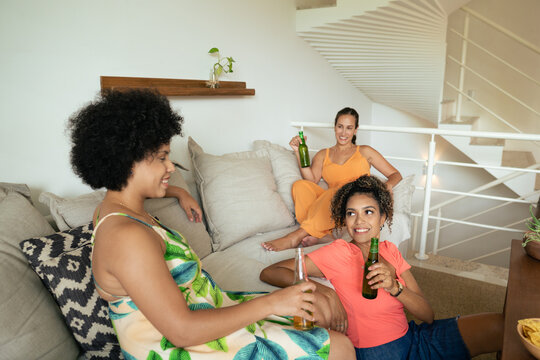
[0, 183, 80, 360]
[188, 137, 295, 251]
[202, 224, 329, 292]
[252, 140, 302, 215]
[40, 190, 106, 231]
[19, 223, 123, 359]
[39, 170, 213, 259]
[380, 174, 415, 245]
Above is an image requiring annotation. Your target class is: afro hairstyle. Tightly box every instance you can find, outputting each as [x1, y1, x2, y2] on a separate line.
[68, 89, 183, 191]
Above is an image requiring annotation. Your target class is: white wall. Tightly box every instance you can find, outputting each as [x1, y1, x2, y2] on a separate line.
[444, 0, 540, 159]
[0, 0, 371, 214]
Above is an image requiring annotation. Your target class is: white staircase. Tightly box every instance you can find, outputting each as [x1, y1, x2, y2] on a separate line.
[295, 0, 539, 200]
[438, 99, 538, 200]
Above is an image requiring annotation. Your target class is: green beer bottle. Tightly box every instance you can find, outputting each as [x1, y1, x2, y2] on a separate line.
[362, 237, 379, 299]
[298, 131, 310, 168]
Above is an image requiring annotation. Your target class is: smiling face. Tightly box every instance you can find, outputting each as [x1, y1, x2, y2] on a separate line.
[334, 114, 358, 145]
[345, 193, 386, 245]
[129, 143, 175, 199]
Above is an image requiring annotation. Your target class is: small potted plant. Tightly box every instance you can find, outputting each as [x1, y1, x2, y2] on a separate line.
[207, 47, 235, 88]
[523, 203, 540, 260]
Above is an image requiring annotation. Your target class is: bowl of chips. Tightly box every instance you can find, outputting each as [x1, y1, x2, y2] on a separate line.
[517, 318, 540, 359]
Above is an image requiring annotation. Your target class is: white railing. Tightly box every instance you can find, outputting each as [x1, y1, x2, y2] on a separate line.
[291, 121, 540, 263]
[447, 7, 539, 142]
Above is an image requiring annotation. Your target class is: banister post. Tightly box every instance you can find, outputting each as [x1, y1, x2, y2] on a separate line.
[433, 208, 442, 255]
[456, 12, 469, 123]
[416, 135, 436, 260]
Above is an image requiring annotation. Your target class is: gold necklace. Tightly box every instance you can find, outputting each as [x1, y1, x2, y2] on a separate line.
[118, 201, 157, 225]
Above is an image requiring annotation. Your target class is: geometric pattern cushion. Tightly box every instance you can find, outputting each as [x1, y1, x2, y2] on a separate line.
[19, 223, 123, 359]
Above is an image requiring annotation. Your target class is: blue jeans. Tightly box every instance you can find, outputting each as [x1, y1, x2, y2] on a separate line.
[355, 318, 471, 360]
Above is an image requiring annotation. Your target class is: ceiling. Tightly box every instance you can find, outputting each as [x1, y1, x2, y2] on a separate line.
[296, 0, 471, 122]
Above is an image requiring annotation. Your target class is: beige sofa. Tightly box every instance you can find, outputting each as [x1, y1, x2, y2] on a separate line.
[0, 138, 415, 359]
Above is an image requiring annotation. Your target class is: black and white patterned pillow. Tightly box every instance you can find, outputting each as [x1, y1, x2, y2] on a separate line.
[19, 222, 123, 359]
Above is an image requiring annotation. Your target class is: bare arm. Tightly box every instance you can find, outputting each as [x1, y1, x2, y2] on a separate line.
[360, 146, 402, 191]
[290, 135, 325, 184]
[96, 223, 316, 348]
[260, 257, 349, 333]
[165, 184, 202, 222]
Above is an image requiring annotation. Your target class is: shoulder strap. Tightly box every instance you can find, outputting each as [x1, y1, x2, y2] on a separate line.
[93, 212, 154, 234]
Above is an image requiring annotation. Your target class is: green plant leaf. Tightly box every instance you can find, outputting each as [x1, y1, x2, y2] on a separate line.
[210, 285, 223, 307]
[192, 276, 210, 297]
[317, 343, 331, 360]
[208, 47, 219, 53]
[215, 65, 223, 77]
[164, 242, 191, 261]
[246, 323, 256, 334]
[160, 336, 175, 351]
[168, 348, 191, 360]
[146, 350, 163, 360]
[206, 336, 228, 352]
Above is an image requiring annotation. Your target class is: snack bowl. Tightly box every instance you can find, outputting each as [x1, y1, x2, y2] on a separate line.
[517, 319, 540, 359]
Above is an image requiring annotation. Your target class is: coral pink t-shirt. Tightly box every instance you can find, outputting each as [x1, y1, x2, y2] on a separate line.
[307, 239, 411, 348]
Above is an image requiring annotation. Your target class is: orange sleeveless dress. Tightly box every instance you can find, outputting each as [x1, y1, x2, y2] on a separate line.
[292, 146, 370, 237]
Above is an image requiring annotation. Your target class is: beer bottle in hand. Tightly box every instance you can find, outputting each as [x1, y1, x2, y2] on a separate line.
[293, 247, 314, 330]
[298, 131, 310, 168]
[362, 237, 379, 299]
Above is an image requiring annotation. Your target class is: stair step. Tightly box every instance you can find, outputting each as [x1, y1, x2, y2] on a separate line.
[442, 116, 479, 125]
[470, 137, 505, 146]
[502, 150, 535, 168]
[296, 0, 336, 10]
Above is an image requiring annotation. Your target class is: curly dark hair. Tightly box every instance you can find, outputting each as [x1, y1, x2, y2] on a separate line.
[68, 89, 183, 191]
[331, 175, 393, 230]
[334, 107, 359, 144]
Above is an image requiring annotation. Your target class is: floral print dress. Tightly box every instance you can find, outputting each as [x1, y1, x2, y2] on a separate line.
[92, 213, 331, 360]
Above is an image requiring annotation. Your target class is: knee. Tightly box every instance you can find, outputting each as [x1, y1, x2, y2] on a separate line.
[292, 180, 312, 198]
[292, 179, 312, 192]
[328, 330, 355, 360]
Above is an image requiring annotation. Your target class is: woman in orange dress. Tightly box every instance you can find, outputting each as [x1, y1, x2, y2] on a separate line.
[262, 107, 402, 251]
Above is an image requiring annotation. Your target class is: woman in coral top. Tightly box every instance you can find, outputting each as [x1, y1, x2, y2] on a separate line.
[262, 107, 402, 251]
[261, 175, 503, 359]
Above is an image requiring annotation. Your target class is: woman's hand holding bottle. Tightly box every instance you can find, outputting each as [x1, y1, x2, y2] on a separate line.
[289, 135, 303, 152]
[266, 281, 316, 321]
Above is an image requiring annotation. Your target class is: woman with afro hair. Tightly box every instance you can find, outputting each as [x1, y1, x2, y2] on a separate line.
[69, 89, 354, 360]
[261, 175, 503, 359]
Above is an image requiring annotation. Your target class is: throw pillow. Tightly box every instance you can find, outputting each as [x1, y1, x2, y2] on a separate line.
[19, 223, 123, 359]
[188, 137, 295, 251]
[252, 140, 302, 215]
[40, 190, 106, 231]
[0, 184, 80, 360]
[39, 170, 213, 259]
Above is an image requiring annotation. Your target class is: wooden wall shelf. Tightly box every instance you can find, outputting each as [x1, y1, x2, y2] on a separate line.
[100, 76, 255, 96]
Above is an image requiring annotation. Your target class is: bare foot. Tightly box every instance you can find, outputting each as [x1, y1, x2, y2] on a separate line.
[300, 233, 335, 247]
[261, 228, 308, 251]
[300, 236, 319, 247]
